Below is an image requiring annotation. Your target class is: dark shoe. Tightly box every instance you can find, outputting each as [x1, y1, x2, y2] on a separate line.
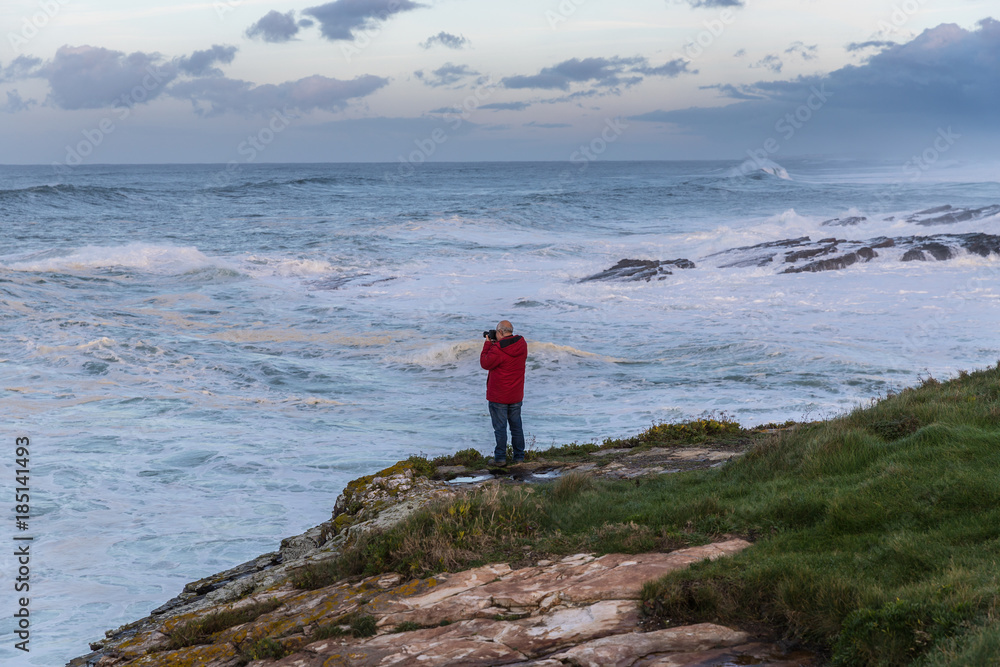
[511, 458, 525, 465]
[488, 458, 507, 467]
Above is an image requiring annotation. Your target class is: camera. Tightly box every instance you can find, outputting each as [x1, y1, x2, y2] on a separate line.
[483, 329, 497, 341]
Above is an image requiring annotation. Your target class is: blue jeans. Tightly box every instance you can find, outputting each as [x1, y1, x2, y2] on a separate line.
[489, 401, 524, 462]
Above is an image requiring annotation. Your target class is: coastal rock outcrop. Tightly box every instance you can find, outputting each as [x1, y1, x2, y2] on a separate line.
[580, 258, 695, 283]
[588, 232, 1000, 279]
[82, 541, 766, 667]
[905, 204, 1000, 226]
[72, 446, 814, 667]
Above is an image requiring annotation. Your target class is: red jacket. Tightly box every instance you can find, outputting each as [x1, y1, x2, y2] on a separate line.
[480, 335, 527, 404]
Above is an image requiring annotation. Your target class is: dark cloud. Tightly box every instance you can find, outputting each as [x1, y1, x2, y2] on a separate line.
[502, 56, 692, 91]
[246, 10, 302, 42]
[1, 90, 35, 113]
[413, 63, 479, 88]
[176, 45, 237, 77]
[420, 31, 469, 50]
[686, 0, 744, 6]
[37, 45, 178, 110]
[750, 54, 783, 73]
[169, 73, 388, 116]
[303, 0, 424, 41]
[847, 40, 897, 52]
[630, 19, 1000, 156]
[700, 83, 764, 100]
[785, 42, 818, 61]
[481, 101, 531, 111]
[1, 55, 42, 82]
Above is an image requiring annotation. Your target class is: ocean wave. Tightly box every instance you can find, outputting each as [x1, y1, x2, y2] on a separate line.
[0, 183, 145, 204]
[200, 174, 378, 195]
[4, 243, 234, 276]
[208, 329, 391, 347]
[387, 340, 623, 367]
[729, 158, 792, 181]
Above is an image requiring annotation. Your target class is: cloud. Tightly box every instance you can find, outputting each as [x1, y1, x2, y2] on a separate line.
[1, 90, 35, 113]
[176, 45, 237, 77]
[750, 54, 783, 73]
[785, 42, 818, 61]
[524, 121, 570, 128]
[413, 63, 480, 88]
[629, 19, 1000, 155]
[420, 31, 469, 50]
[846, 40, 897, 52]
[700, 83, 764, 100]
[502, 56, 692, 91]
[37, 45, 178, 110]
[1, 55, 42, 82]
[169, 73, 388, 116]
[686, 0, 744, 6]
[246, 10, 302, 42]
[303, 0, 425, 41]
[481, 101, 531, 111]
[733, 48, 746, 58]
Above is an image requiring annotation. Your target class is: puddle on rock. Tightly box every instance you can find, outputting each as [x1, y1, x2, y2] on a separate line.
[444, 474, 493, 485]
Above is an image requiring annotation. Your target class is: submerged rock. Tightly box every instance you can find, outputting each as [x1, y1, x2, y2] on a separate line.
[961, 232, 1000, 257]
[782, 247, 878, 274]
[901, 242, 954, 262]
[580, 258, 695, 283]
[906, 204, 1000, 226]
[821, 216, 867, 227]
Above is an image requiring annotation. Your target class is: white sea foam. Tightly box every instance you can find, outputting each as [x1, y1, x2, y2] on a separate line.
[3, 162, 999, 667]
[4, 243, 230, 275]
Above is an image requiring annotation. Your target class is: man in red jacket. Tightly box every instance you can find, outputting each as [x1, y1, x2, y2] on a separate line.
[480, 319, 528, 466]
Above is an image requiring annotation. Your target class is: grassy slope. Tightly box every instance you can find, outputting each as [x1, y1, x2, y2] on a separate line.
[639, 364, 1000, 666]
[293, 363, 1000, 666]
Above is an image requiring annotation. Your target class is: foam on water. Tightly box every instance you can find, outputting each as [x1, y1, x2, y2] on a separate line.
[0, 161, 998, 666]
[4, 243, 228, 275]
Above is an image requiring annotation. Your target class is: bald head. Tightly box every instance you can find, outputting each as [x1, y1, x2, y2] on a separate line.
[497, 320, 513, 337]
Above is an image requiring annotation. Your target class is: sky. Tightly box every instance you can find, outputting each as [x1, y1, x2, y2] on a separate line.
[0, 0, 998, 164]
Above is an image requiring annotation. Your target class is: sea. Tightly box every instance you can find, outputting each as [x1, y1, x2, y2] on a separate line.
[0, 159, 998, 665]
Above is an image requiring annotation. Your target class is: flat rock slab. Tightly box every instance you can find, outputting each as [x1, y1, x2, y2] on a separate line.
[547, 623, 748, 667]
[261, 540, 756, 667]
[380, 540, 751, 626]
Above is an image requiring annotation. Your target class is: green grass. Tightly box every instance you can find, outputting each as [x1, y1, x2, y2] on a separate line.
[311, 613, 378, 640]
[638, 365, 1000, 665]
[602, 414, 748, 448]
[295, 363, 1000, 664]
[234, 636, 288, 665]
[413, 416, 756, 478]
[159, 598, 284, 651]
